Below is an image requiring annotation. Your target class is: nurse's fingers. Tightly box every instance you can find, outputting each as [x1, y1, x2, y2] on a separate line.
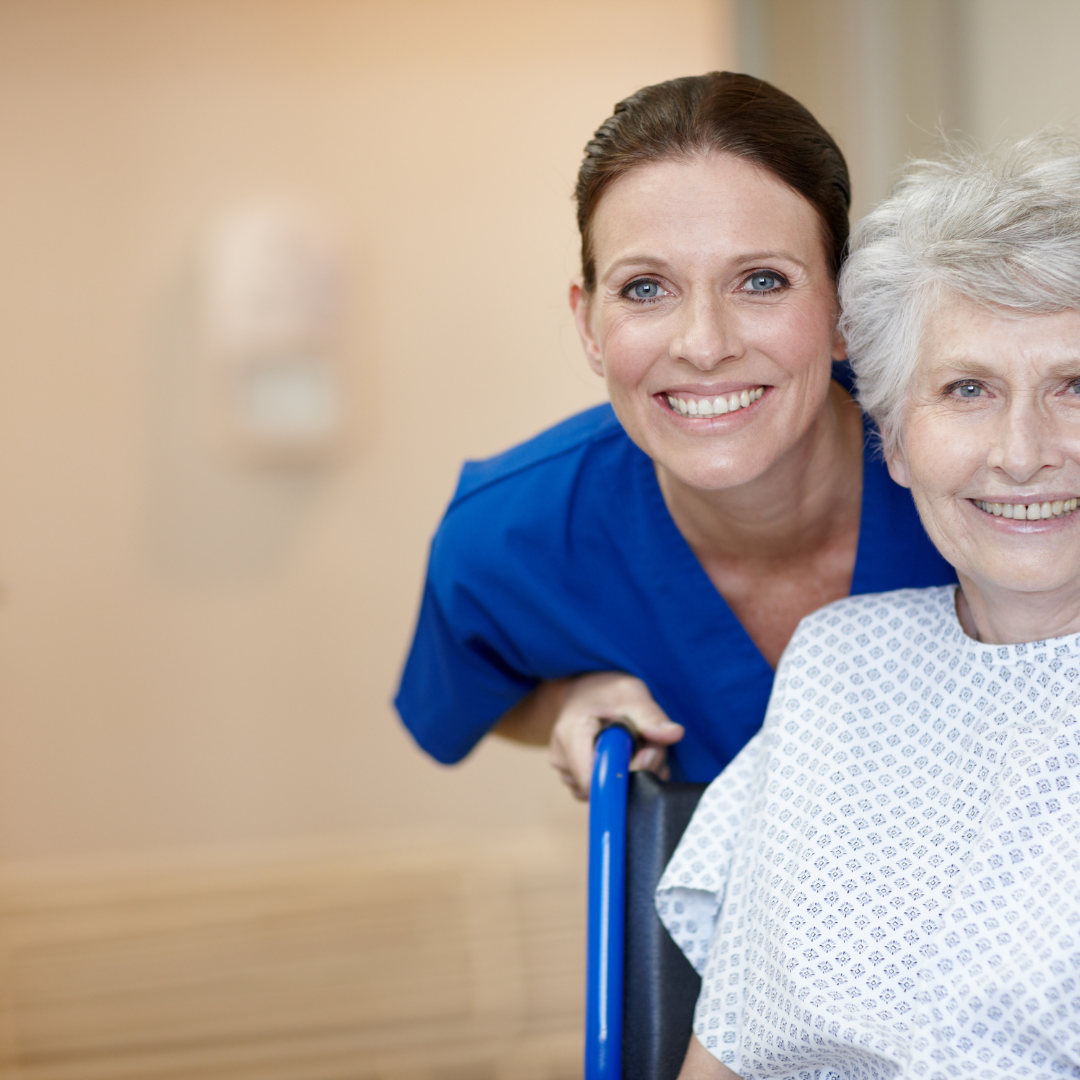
[629, 744, 671, 779]
[615, 699, 683, 777]
[554, 763, 589, 802]
[548, 710, 602, 799]
[627, 699, 685, 747]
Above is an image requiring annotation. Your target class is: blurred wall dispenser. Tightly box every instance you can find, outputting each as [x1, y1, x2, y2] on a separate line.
[201, 198, 346, 466]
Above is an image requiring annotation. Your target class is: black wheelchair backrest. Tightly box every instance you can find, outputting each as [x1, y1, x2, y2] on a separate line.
[623, 771, 707, 1080]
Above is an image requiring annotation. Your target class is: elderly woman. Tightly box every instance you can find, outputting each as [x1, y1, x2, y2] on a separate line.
[658, 132, 1080, 1080]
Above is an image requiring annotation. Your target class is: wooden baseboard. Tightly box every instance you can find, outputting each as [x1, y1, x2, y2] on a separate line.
[0, 827, 588, 1080]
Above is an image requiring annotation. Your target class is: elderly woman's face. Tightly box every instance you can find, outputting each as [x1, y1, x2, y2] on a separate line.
[571, 153, 844, 490]
[888, 299, 1080, 599]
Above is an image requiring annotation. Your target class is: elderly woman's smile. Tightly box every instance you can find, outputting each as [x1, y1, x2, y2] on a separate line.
[889, 300, 1080, 643]
[971, 496, 1079, 519]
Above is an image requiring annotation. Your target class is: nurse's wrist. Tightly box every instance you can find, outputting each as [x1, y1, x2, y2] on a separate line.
[491, 678, 572, 746]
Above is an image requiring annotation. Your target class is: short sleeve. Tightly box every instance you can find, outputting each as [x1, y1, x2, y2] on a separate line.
[655, 731, 765, 973]
[394, 562, 540, 765]
[394, 406, 633, 766]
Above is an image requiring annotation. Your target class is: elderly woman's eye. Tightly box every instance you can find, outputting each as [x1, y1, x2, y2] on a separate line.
[953, 381, 984, 398]
[744, 271, 785, 293]
[623, 279, 666, 301]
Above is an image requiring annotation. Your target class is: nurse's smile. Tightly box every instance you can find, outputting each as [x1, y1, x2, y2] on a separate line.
[662, 385, 767, 419]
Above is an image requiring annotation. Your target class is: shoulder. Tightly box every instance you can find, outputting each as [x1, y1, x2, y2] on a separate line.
[796, 585, 956, 641]
[449, 403, 626, 507]
[428, 403, 634, 581]
[761, 586, 959, 765]
[776, 586, 958, 679]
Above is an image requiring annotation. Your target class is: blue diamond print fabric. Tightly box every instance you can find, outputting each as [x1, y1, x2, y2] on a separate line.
[655, 586, 1080, 1080]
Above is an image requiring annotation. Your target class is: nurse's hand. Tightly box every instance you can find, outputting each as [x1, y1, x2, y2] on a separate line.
[492, 672, 684, 800]
[548, 672, 684, 801]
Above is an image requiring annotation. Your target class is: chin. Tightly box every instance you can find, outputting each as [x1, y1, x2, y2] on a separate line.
[966, 559, 1080, 597]
[666, 453, 773, 492]
[650, 430, 779, 491]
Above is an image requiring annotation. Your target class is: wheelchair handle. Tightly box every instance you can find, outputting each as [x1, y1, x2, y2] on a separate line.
[585, 723, 634, 1080]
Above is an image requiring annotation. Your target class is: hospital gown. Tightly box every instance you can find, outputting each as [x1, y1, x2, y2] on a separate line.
[656, 586, 1080, 1080]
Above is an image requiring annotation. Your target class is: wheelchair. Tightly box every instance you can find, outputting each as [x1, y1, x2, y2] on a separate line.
[585, 724, 708, 1080]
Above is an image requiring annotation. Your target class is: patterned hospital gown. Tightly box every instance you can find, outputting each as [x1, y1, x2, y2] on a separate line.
[656, 586, 1080, 1080]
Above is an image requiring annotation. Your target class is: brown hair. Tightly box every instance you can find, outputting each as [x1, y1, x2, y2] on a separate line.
[575, 71, 851, 292]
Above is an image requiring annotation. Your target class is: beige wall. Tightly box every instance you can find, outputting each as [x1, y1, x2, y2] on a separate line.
[736, 0, 968, 218]
[11, 0, 1078, 871]
[0, 0, 732, 864]
[0, 7, 729, 1073]
[964, 0, 1080, 143]
[6, 2, 1080, 1075]
[738, 1, 1080, 219]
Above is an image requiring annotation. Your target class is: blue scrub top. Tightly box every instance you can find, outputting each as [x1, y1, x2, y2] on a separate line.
[395, 385, 956, 782]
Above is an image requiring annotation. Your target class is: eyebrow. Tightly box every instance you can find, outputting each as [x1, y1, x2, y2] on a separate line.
[922, 358, 1000, 379]
[925, 356, 1080, 379]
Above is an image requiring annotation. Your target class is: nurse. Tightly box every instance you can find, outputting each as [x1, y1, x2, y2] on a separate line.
[395, 72, 955, 794]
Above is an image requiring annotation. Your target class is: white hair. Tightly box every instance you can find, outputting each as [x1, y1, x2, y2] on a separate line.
[839, 130, 1080, 454]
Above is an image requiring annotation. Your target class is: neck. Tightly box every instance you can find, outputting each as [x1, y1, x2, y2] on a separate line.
[955, 576, 1080, 644]
[655, 380, 864, 564]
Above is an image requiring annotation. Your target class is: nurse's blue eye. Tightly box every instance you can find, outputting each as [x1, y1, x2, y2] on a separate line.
[623, 278, 665, 301]
[953, 381, 984, 398]
[743, 271, 785, 294]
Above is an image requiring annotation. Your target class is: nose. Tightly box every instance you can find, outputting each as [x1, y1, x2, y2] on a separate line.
[987, 394, 1066, 483]
[669, 289, 740, 371]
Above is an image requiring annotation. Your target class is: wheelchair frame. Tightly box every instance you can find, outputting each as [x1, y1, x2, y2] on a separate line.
[585, 725, 706, 1080]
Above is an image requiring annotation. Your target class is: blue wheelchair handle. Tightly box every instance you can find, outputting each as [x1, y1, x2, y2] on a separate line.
[585, 723, 635, 1080]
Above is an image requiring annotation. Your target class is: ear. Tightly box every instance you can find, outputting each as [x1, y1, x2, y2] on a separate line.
[884, 440, 911, 489]
[569, 280, 604, 377]
[831, 319, 848, 362]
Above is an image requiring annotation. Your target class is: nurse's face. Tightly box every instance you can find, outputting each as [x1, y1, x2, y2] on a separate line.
[571, 152, 845, 491]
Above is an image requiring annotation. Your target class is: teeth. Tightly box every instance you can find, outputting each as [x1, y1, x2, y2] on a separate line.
[666, 386, 766, 418]
[975, 497, 1079, 520]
